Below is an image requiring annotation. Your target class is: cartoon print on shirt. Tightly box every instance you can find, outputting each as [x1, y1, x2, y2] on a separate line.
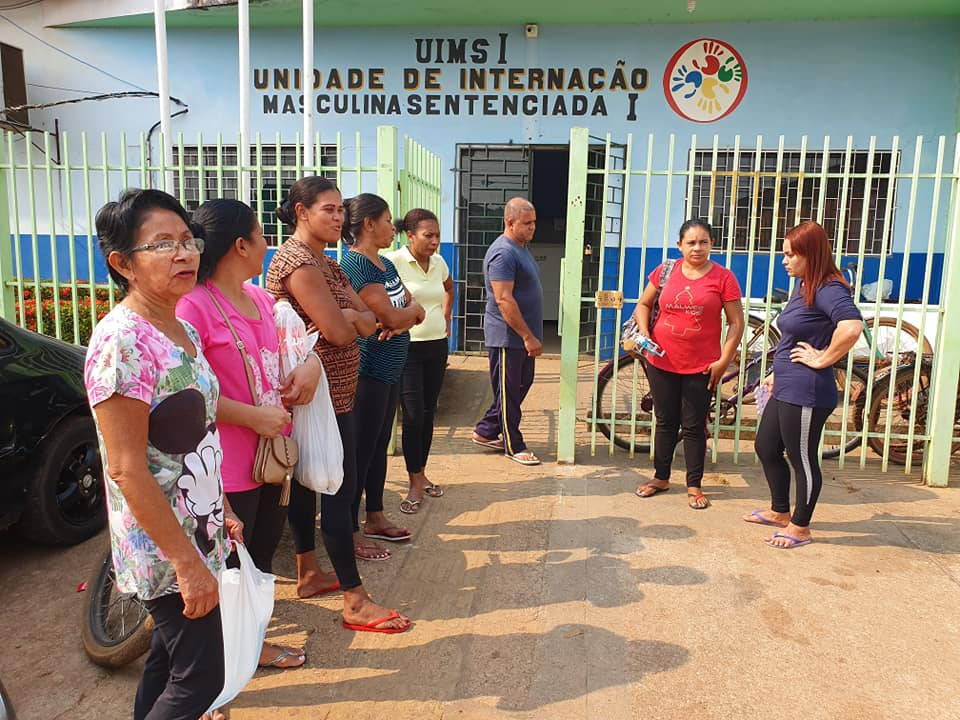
[385, 273, 407, 310]
[662, 285, 704, 337]
[148, 388, 224, 556]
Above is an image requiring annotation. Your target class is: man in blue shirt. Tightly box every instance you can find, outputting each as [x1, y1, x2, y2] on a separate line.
[471, 197, 544, 465]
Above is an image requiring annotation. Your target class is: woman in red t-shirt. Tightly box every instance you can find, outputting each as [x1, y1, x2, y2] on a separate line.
[632, 220, 744, 508]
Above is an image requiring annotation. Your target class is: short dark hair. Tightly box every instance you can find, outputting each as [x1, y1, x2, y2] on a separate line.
[191, 199, 258, 282]
[677, 218, 714, 243]
[94, 188, 191, 291]
[342, 193, 390, 246]
[275, 176, 340, 230]
[394, 208, 438, 235]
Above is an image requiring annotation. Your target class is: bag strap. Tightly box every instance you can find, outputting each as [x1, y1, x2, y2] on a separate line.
[651, 258, 678, 316]
[202, 284, 260, 406]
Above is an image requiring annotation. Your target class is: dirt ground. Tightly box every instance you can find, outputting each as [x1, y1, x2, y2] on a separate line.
[2, 354, 959, 719]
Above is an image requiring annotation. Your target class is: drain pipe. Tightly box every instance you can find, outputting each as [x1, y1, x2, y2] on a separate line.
[303, 0, 314, 172]
[153, 0, 174, 192]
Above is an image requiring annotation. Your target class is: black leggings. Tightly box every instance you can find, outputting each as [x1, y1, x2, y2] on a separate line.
[287, 410, 362, 590]
[755, 397, 832, 527]
[134, 592, 224, 720]
[352, 375, 400, 528]
[399, 338, 448, 473]
[645, 362, 711, 488]
[226, 484, 285, 574]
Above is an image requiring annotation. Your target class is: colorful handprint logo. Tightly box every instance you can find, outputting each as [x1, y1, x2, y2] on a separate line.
[663, 38, 747, 123]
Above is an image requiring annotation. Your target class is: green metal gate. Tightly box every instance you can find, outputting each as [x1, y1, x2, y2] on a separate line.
[558, 127, 960, 488]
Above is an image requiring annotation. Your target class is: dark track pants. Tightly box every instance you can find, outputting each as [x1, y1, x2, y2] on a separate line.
[474, 346, 535, 456]
[644, 362, 711, 488]
[399, 338, 448, 473]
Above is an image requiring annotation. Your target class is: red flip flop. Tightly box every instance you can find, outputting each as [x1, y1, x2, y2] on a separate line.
[342, 609, 411, 634]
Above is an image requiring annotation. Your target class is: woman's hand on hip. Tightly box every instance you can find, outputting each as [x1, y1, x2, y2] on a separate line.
[251, 406, 292, 437]
[790, 341, 826, 369]
[175, 557, 220, 619]
[704, 359, 726, 390]
[280, 354, 321, 406]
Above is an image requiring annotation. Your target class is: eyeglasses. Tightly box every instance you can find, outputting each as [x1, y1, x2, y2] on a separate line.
[128, 237, 205, 256]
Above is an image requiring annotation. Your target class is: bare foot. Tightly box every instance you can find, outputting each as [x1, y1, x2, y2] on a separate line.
[353, 531, 391, 561]
[295, 551, 341, 598]
[764, 522, 813, 548]
[363, 511, 411, 541]
[742, 509, 790, 527]
[342, 587, 411, 631]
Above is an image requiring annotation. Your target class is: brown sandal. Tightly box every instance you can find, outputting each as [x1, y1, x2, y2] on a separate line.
[687, 491, 710, 509]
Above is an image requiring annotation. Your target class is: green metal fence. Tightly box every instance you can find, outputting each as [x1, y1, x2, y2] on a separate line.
[559, 127, 960, 487]
[0, 125, 441, 344]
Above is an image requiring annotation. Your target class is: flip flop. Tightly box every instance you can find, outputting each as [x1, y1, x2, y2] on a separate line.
[635, 482, 669, 498]
[363, 525, 412, 542]
[508, 450, 540, 466]
[743, 509, 787, 527]
[687, 491, 710, 509]
[259, 645, 305, 669]
[354, 542, 392, 561]
[342, 609, 411, 634]
[423, 483, 444, 497]
[765, 531, 812, 549]
[472, 434, 505, 450]
[399, 498, 421, 515]
[297, 570, 341, 599]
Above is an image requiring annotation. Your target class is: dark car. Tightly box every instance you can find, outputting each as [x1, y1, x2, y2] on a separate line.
[0, 678, 15, 720]
[0, 315, 104, 544]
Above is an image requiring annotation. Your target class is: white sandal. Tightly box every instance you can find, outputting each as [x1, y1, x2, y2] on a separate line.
[508, 450, 540, 466]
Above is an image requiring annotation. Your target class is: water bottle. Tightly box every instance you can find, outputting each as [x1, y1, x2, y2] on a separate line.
[624, 330, 665, 358]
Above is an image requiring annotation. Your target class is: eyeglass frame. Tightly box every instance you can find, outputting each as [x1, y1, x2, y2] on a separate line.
[126, 237, 205, 256]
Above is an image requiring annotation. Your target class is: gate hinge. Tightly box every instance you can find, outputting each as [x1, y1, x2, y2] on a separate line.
[595, 291, 623, 309]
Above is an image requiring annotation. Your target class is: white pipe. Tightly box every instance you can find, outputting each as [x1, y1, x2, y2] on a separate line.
[303, 0, 314, 172]
[239, 0, 250, 199]
[153, 0, 173, 191]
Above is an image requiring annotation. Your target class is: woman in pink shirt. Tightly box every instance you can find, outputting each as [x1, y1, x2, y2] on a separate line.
[177, 199, 324, 669]
[631, 220, 744, 509]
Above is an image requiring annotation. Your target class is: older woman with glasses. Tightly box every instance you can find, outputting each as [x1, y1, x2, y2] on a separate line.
[85, 188, 243, 719]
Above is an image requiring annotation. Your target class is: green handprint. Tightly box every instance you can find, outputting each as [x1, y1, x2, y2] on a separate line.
[717, 56, 743, 83]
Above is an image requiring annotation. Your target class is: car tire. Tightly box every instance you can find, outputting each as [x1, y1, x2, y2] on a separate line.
[18, 415, 105, 545]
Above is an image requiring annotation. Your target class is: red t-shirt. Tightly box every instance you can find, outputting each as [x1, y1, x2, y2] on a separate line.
[647, 262, 742, 374]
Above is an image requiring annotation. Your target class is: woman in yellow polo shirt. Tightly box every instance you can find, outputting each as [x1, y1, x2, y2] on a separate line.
[387, 209, 455, 514]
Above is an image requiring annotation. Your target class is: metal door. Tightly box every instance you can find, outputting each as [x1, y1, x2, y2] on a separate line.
[453, 145, 530, 352]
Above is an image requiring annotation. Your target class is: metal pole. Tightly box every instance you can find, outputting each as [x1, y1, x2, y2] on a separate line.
[303, 0, 314, 172]
[152, 0, 173, 191]
[238, 0, 251, 200]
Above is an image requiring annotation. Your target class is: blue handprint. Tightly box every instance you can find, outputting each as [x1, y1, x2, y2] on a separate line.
[671, 64, 703, 99]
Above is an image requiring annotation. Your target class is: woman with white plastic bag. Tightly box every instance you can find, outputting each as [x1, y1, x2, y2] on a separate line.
[275, 300, 345, 494]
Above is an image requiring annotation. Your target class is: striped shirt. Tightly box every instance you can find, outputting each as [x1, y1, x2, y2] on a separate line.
[339, 251, 410, 385]
[265, 238, 360, 414]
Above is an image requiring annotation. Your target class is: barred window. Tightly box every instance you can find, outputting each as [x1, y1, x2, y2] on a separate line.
[688, 149, 897, 255]
[172, 144, 337, 245]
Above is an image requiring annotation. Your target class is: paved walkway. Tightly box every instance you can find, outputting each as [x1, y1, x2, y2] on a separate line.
[2, 355, 958, 719]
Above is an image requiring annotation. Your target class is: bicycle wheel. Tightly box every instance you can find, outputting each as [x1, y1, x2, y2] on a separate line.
[821, 365, 868, 459]
[858, 317, 932, 365]
[594, 353, 653, 451]
[865, 362, 932, 465]
[720, 315, 780, 410]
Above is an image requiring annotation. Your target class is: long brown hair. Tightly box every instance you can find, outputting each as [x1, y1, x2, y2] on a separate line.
[786, 220, 848, 306]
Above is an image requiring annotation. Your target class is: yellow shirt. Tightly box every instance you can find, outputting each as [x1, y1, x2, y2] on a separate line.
[386, 245, 450, 342]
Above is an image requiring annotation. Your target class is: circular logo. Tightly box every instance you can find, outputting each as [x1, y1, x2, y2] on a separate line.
[663, 38, 748, 123]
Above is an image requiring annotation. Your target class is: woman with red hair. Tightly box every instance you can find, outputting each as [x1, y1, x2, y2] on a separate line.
[745, 221, 862, 548]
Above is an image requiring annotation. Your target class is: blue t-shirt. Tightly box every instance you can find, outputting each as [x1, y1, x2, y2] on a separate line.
[483, 235, 544, 349]
[773, 280, 863, 408]
[339, 251, 410, 384]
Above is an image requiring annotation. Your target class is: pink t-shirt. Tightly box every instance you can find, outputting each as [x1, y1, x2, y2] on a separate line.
[647, 262, 742, 375]
[177, 281, 287, 494]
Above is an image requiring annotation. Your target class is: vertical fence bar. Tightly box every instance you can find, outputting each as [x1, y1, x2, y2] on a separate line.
[377, 126, 399, 217]
[7, 133, 25, 326]
[62, 132, 80, 344]
[559, 127, 590, 464]
[924, 134, 960, 487]
[0, 135, 14, 321]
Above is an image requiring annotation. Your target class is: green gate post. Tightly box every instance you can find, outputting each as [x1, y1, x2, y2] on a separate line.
[924, 151, 960, 487]
[0, 142, 14, 322]
[377, 126, 401, 455]
[557, 127, 590, 464]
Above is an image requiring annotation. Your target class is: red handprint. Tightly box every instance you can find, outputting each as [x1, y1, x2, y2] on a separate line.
[692, 40, 725, 75]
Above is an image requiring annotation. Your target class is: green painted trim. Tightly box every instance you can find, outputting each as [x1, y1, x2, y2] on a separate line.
[61, 0, 960, 28]
[0, 140, 13, 322]
[557, 126, 589, 464]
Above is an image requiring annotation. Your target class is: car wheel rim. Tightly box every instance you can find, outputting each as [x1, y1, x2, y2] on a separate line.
[56, 441, 102, 526]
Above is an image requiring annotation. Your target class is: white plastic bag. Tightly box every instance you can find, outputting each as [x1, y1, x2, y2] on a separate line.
[861, 279, 893, 302]
[208, 542, 275, 711]
[274, 301, 344, 495]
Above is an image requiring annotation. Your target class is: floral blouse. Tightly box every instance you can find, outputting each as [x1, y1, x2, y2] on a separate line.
[84, 305, 228, 600]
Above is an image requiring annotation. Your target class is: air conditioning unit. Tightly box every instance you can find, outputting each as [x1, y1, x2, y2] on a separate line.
[0, 42, 28, 129]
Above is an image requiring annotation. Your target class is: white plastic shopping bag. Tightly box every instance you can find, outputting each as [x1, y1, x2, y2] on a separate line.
[208, 542, 275, 711]
[274, 300, 344, 495]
